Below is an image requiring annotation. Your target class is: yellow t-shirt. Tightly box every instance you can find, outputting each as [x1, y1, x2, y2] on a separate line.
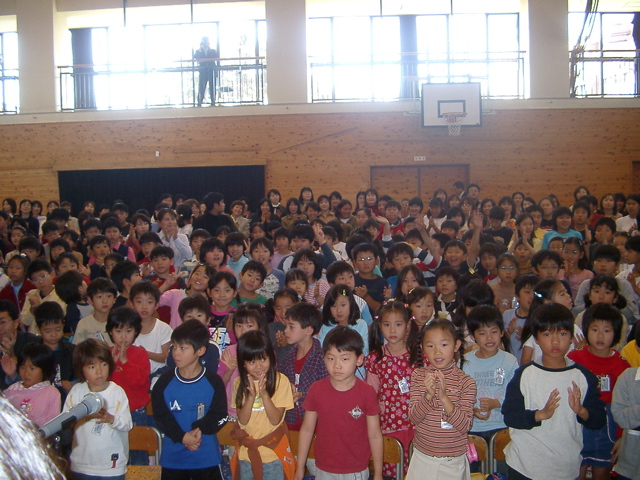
[232, 372, 294, 463]
[621, 340, 640, 368]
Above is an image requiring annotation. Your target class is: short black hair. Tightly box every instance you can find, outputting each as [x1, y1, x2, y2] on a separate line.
[19, 344, 56, 383]
[582, 303, 622, 347]
[89, 234, 109, 249]
[479, 242, 502, 259]
[325, 261, 355, 285]
[292, 249, 322, 281]
[626, 235, 640, 253]
[285, 302, 322, 335]
[435, 266, 461, 283]
[49, 208, 70, 222]
[86, 277, 118, 298]
[290, 224, 315, 242]
[386, 243, 414, 261]
[200, 238, 227, 262]
[489, 206, 505, 220]
[54, 270, 85, 303]
[41, 221, 60, 236]
[352, 242, 378, 261]
[322, 326, 364, 357]
[466, 305, 505, 336]
[241, 260, 267, 282]
[202, 192, 224, 211]
[171, 319, 209, 352]
[592, 245, 621, 264]
[110, 261, 140, 293]
[34, 301, 65, 329]
[18, 235, 42, 254]
[27, 259, 53, 278]
[515, 274, 539, 296]
[531, 249, 563, 269]
[106, 306, 142, 338]
[102, 217, 121, 232]
[150, 245, 174, 260]
[139, 231, 162, 246]
[441, 220, 460, 233]
[130, 280, 160, 303]
[531, 303, 575, 338]
[225, 232, 246, 248]
[178, 294, 211, 320]
[0, 299, 19, 320]
[272, 228, 290, 241]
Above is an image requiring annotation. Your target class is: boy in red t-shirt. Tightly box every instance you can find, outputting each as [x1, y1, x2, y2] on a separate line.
[294, 327, 383, 480]
[107, 305, 151, 465]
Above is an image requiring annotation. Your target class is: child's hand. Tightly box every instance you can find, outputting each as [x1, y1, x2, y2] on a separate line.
[473, 408, 491, 420]
[568, 381, 588, 419]
[478, 397, 500, 412]
[313, 224, 326, 245]
[292, 384, 302, 404]
[164, 272, 179, 287]
[435, 369, 448, 398]
[28, 291, 42, 308]
[573, 332, 586, 350]
[424, 372, 437, 401]
[470, 210, 484, 230]
[354, 285, 368, 299]
[507, 317, 517, 335]
[535, 389, 560, 421]
[0, 350, 17, 377]
[182, 429, 201, 450]
[383, 284, 392, 300]
[275, 330, 287, 348]
[78, 264, 91, 277]
[611, 438, 622, 463]
[129, 224, 136, 239]
[61, 380, 73, 392]
[220, 348, 237, 370]
[94, 408, 114, 424]
[255, 373, 268, 398]
[140, 263, 152, 278]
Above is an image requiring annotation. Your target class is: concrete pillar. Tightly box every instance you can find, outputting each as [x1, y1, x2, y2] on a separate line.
[521, 0, 569, 99]
[16, 0, 62, 113]
[265, 0, 307, 104]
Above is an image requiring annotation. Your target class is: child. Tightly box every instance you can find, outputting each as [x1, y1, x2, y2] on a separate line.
[232, 330, 295, 480]
[559, 237, 594, 302]
[610, 365, 640, 480]
[34, 302, 75, 399]
[130, 280, 173, 377]
[285, 268, 308, 301]
[103, 217, 136, 262]
[251, 237, 285, 300]
[278, 302, 328, 430]
[367, 301, 420, 476]
[125, 212, 151, 258]
[21, 259, 67, 333]
[106, 306, 151, 466]
[110, 260, 143, 308]
[353, 242, 389, 317]
[394, 264, 427, 302]
[237, 260, 268, 304]
[151, 320, 227, 479]
[503, 274, 538, 363]
[479, 242, 502, 285]
[512, 238, 534, 276]
[147, 246, 186, 296]
[292, 248, 329, 306]
[268, 287, 299, 362]
[406, 286, 436, 329]
[55, 270, 91, 334]
[225, 232, 249, 279]
[208, 270, 238, 339]
[271, 228, 291, 270]
[137, 231, 162, 266]
[541, 206, 583, 250]
[74, 277, 117, 346]
[484, 206, 513, 246]
[159, 263, 215, 329]
[87, 235, 112, 279]
[199, 237, 232, 273]
[295, 327, 383, 480]
[567, 304, 630, 480]
[620, 234, 640, 305]
[180, 228, 210, 274]
[621, 323, 640, 367]
[18, 235, 42, 262]
[218, 303, 268, 417]
[502, 303, 606, 480]
[318, 284, 369, 372]
[407, 319, 476, 480]
[326, 260, 373, 326]
[65, 338, 132, 478]
[434, 266, 460, 319]
[490, 253, 519, 314]
[5, 343, 61, 427]
[156, 208, 193, 270]
[463, 305, 519, 475]
[385, 242, 417, 293]
[0, 254, 34, 311]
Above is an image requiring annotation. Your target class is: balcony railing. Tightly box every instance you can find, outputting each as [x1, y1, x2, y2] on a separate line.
[309, 51, 527, 102]
[570, 49, 640, 97]
[0, 69, 19, 113]
[58, 57, 266, 111]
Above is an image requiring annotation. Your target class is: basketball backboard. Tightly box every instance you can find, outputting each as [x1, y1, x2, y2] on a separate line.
[421, 82, 482, 128]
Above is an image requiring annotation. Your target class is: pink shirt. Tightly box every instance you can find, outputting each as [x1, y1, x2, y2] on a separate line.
[5, 381, 61, 427]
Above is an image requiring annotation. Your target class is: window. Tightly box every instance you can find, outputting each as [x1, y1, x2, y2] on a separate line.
[0, 31, 19, 113]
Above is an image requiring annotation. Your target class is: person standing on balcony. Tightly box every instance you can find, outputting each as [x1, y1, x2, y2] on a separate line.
[194, 37, 218, 107]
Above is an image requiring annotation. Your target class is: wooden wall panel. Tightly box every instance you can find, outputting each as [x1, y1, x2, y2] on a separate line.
[418, 165, 469, 200]
[0, 107, 638, 210]
[371, 166, 420, 199]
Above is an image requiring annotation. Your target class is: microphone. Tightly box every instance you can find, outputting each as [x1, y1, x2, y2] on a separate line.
[39, 393, 104, 438]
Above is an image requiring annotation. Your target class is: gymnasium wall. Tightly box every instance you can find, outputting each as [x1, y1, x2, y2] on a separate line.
[0, 106, 638, 210]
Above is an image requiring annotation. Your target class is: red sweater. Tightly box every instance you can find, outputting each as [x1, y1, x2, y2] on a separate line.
[110, 344, 150, 411]
[0, 280, 36, 311]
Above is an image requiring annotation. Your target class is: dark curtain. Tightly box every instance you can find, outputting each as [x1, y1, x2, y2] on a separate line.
[58, 165, 265, 215]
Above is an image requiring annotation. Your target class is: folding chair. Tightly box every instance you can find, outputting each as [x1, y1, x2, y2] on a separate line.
[382, 435, 405, 480]
[468, 434, 489, 475]
[489, 429, 511, 474]
[126, 426, 163, 480]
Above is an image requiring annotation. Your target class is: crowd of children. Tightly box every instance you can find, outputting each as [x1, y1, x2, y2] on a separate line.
[0, 185, 639, 480]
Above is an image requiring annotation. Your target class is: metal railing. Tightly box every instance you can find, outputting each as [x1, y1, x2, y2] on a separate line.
[570, 49, 640, 97]
[0, 69, 19, 113]
[309, 51, 527, 102]
[58, 57, 266, 111]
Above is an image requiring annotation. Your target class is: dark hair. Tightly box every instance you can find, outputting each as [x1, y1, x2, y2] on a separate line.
[60, 229, 79, 244]
[175, 204, 192, 228]
[110, 261, 140, 293]
[19, 343, 56, 383]
[584, 274, 627, 310]
[241, 260, 267, 282]
[235, 330, 278, 409]
[250, 237, 274, 255]
[73, 338, 115, 382]
[435, 266, 461, 283]
[387, 243, 415, 264]
[27, 259, 53, 278]
[202, 192, 224, 211]
[190, 228, 211, 242]
[530, 303, 575, 338]
[285, 268, 308, 288]
[102, 217, 121, 233]
[290, 224, 315, 242]
[0, 299, 19, 320]
[54, 270, 85, 303]
[572, 200, 591, 218]
[286, 197, 302, 215]
[139, 231, 162, 246]
[519, 279, 569, 348]
[352, 242, 378, 262]
[498, 196, 516, 217]
[178, 294, 211, 320]
[369, 301, 420, 366]
[592, 245, 621, 264]
[497, 253, 519, 269]
[299, 187, 314, 204]
[272, 227, 290, 241]
[232, 303, 269, 335]
[515, 274, 539, 296]
[130, 280, 160, 303]
[285, 302, 322, 335]
[443, 239, 467, 255]
[292, 248, 322, 282]
[626, 235, 640, 253]
[562, 237, 589, 271]
[7, 253, 30, 274]
[82, 218, 102, 234]
[582, 303, 623, 348]
[208, 270, 238, 291]
[551, 206, 573, 231]
[466, 305, 510, 351]
[200, 237, 227, 263]
[530, 249, 563, 269]
[150, 245, 174, 261]
[41, 221, 60, 237]
[322, 284, 360, 326]
[479, 242, 502, 260]
[395, 264, 427, 300]
[106, 306, 142, 337]
[420, 318, 466, 368]
[34, 301, 65, 329]
[171, 319, 209, 352]
[49, 208, 70, 222]
[453, 279, 495, 331]
[225, 232, 246, 248]
[89, 234, 109, 250]
[86, 277, 118, 298]
[322, 326, 364, 356]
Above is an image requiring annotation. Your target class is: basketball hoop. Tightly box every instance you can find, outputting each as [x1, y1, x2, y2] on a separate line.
[442, 112, 467, 136]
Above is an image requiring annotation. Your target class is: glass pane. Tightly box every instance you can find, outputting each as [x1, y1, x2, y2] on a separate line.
[602, 13, 635, 51]
[450, 14, 486, 58]
[417, 15, 448, 56]
[258, 20, 266, 58]
[220, 20, 256, 61]
[488, 14, 518, 52]
[333, 17, 371, 63]
[372, 64, 401, 99]
[372, 16, 401, 62]
[488, 62, 519, 97]
[334, 65, 371, 99]
[308, 18, 332, 61]
[3, 32, 19, 70]
[603, 60, 636, 95]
